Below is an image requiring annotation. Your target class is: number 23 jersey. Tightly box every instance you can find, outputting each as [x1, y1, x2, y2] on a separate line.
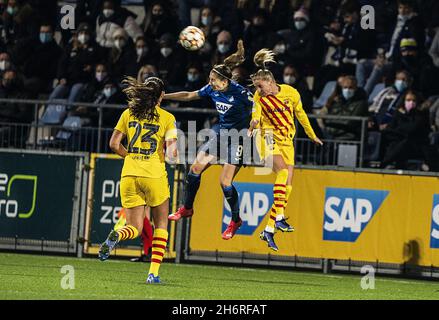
[114, 106, 177, 178]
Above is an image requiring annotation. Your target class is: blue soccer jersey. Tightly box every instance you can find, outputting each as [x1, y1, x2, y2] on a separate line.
[198, 81, 253, 130]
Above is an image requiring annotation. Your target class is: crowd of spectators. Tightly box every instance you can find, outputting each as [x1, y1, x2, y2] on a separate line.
[0, 0, 438, 170]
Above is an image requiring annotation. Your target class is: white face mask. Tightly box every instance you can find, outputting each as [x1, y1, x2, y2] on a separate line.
[103, 9, 114, 18]
[295, 20, 307, 30]
[0, 60, 11, 71]
[136, 47, 147, 57]
[114, 39, 125, 50]
[103, 87, 115, 98]
[283, 75, 296, 85]
[78, 34, 90, 44]
[217, 43, 230, 54]
[273, 44, 286, 55]
[160, 47, 172, 57]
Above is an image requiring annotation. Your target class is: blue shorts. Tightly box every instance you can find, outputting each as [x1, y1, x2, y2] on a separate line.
[198, 128, 254, 166]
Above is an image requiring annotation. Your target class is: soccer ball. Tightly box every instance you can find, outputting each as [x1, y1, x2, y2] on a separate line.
[179, 26, 205, 51]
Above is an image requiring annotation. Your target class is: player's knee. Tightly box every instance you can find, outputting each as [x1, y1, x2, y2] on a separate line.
[190, 164, 203, 175]
[220, 180, 232, 189]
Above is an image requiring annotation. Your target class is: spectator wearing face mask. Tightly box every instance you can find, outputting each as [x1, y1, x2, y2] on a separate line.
[199, 6, 221, 45]
[356, 0, 425, 94]
[137, 64, 159, 83]
[133, 36, 159, 72]
[142, 1, 180, 42]
[94, 79, 126, 127]
[106, 27, 138, 83]
[282, 64, 313, 114]
[49, 23, 99, 105]
[392, 38, 438, 97]
[243, 9, 272, 61]
[369, 70, 413, 130]
[211, 30, 233, 67]
[80, 63, 110, 103]
[380, 90, 438, 171]
[0, 52, 14, 76]
[157, 33, 186, 91]
[321, 75, 368, 141]
[10, 22, 63, 97]
[1, 0, 38, 48]
[95, 0, 143, 50]
[278, 7, 323, 77]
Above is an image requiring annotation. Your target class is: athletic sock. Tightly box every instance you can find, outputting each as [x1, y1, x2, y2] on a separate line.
[148, 228, 168, 276]
[116, 225, 139, 241]
[184, 171, 201, 209]
[276, 185, 292, 221]
[222, 184, 240, 222]
[265, 169, 288, 232]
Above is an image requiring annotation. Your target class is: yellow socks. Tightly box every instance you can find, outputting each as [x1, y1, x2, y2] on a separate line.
[116, 225, 139, 241]
[265, 169, 288, 233]
[148, 228, 168, 276]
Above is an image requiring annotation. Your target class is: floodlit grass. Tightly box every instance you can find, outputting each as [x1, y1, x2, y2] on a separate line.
[0, 253, 438, 300]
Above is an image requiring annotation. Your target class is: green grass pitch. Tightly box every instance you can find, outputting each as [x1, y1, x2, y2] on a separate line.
[0, 253, 438, 300]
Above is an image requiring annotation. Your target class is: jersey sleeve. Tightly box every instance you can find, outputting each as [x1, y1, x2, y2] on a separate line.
[291, 87, 317, 140]
[197, 84, 212, 98]
[164, 113, 178, 141]
[114, 109, 129, 135]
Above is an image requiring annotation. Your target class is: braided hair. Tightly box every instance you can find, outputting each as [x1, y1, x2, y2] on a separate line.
[122, 76, 164, 122]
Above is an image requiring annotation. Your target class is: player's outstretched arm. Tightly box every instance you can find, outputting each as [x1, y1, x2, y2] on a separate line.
[163, 91, 200, 102]
[109, 129, 128, 158]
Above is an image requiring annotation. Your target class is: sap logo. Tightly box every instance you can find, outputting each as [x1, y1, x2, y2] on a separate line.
[215, 102, 232, 114]
[323, 188, 389, 242]
[430, 195, 439, 249]
[222, 182, 273, 235]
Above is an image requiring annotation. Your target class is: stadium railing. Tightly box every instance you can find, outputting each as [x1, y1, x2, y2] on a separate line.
[0, 98, 369, 168]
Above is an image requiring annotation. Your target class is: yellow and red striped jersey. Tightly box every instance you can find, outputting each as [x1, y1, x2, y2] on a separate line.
[252, 84, 317, 142]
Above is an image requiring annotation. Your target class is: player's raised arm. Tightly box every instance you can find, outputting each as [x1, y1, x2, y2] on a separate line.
[293, 92, 323, 146]
[163, 91, 200, 102]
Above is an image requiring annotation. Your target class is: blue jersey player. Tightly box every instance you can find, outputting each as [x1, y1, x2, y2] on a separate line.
[163, 40, 252, 240]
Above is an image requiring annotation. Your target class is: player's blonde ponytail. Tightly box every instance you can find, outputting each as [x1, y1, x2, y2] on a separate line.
[251, 48, 276, 82]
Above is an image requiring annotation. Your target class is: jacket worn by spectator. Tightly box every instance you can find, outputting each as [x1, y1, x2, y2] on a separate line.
[96, 7, 142, 48]
[57, 43, 99, 84]
[0, 79, 31, 123]
[11, 35, 63, 87]
[323, 90, 368, 141]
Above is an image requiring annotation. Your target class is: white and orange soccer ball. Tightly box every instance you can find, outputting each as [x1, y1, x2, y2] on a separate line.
[179, 26, 205, 51]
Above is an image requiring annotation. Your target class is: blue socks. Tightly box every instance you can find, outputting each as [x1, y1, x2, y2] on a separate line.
[184, 171, 201, 209]
[222, 185, 240, 222]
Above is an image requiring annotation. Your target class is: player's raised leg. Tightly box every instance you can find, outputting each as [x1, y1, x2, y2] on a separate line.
[147, 199, 170, 284]
[169, 151, 214, 221]
[220, 164, 242, 240]
[98, 206, 143, 261]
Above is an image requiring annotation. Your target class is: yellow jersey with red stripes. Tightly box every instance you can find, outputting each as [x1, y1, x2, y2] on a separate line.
[252, 84, 317, 143]
[114, 106, 177, 178]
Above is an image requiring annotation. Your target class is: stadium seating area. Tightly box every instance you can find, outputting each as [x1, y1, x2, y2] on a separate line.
[0, 0, 438, 171]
